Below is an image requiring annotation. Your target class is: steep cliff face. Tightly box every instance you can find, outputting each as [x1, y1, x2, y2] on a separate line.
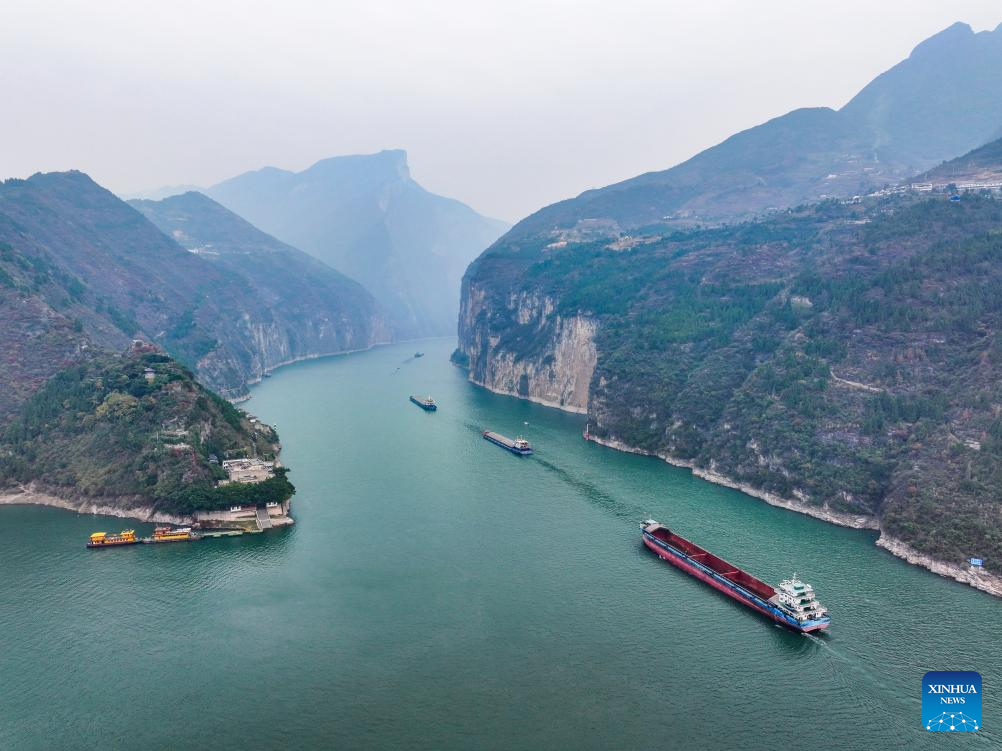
[459, 189, 1002, 582]
[130, 191, 391, 395]
[457, 280, 596, 412]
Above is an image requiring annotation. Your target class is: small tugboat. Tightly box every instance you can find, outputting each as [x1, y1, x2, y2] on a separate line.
[641, 520, 830, 633]
[87, 530, 140, 548]
[143, 526, 201, 543]
[410, 395, 437, 411]
[483, 430, 533, 456]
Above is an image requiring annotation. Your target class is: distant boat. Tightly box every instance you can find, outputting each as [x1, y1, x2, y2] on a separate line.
[410, 395, 437, 411]
[483, 430, 532, 455]
[414, 352, 425, 358]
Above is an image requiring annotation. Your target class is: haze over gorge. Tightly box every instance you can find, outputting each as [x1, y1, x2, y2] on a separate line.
[2, 5, 1002, 749]
[205, 150, 509, 339]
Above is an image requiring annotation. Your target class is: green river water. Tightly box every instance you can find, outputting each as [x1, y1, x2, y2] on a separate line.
[2, 338, 999, 750]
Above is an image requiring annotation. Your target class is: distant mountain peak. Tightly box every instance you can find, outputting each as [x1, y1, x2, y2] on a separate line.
[207, 150, 508, 337]
[303, 149, 411, 184]
[909, 21, 975, 57]
[497, 20, 1002, 237]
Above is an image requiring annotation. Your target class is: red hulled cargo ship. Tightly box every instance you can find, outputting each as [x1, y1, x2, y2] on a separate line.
[641, 520, 831, 633]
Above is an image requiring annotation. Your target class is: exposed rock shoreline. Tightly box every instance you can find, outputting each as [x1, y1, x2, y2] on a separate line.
[584, 433, 877, 529]
[0, 484, 192, 525]
[581, 432, 1000, 598]
[467, 375, 589, 414]
[875, 534, 1002, 598]
[232, 340, 392, 402]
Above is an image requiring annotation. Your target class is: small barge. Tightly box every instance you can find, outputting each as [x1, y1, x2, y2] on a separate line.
[641, 520, 830, 633]
[410, 395, 437, 411]
[87, 530, 140, 548]
[483, 431, 533, 456]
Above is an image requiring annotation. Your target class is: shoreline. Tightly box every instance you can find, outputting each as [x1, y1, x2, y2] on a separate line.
[584, 433, 877, 529]
[0, 485, 192, 525]
[230, 339, 393, 402]
[233, 335, 453, 402]
[466, 375, 588, 415]
[580, 431, 1001, 598]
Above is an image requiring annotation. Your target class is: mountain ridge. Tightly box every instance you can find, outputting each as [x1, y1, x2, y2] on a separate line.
[457, 22, 1002, 589]
[207, 149, 509, 338]
[0, 170, 388, 414]
[497, 21, 1002, 241]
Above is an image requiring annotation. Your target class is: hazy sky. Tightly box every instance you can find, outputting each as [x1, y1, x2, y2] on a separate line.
[2, 1, 1000, 222]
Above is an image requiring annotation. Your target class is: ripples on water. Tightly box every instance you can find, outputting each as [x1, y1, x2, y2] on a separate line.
[2, 339, 999, 750]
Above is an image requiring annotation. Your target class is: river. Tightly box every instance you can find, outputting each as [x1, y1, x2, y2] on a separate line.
[2, 338, 999, 749]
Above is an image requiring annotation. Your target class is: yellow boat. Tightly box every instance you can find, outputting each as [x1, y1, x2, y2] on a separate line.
[145, 526, 201, 543]
[86, 530, 139, 548]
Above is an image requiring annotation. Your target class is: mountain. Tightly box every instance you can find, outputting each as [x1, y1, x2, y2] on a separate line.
[122, 183, 202, 201]
[457, 23, 1002, 589]
[129, 190, 389, 377]
[917, 136, 1002, 187]
[206, 150, 509, 337]
[0, 348, 293, 516]
[0, 171, 387, 412]
[459, 186, 1002, 586]
[502, 22, 1002, 238]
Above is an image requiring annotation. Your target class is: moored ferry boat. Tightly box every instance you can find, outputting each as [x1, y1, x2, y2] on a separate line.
[410, 395, 437, 411]
[87, 530, 139, 548]
[483, 430, 533, 455]
[641, 520, 830, 633]
[144, 526, 201, 543]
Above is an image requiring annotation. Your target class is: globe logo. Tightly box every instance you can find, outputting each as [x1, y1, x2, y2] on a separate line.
[925, 711, 979, 731]
[923, 671, 982, 731]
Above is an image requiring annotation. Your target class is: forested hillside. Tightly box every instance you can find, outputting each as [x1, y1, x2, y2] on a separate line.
[0, 349, 293, 515]
[0, 171, 387, 409]
[460, 189, 1002, 573]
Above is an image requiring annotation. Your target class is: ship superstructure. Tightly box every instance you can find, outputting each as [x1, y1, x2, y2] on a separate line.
[775, 576, 828, 625]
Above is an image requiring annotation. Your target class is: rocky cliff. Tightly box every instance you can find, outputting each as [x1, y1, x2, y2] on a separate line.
[457, 25, 1002, 590]
[457, 282, 596, 412]
[459, 187, 1002, 588]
